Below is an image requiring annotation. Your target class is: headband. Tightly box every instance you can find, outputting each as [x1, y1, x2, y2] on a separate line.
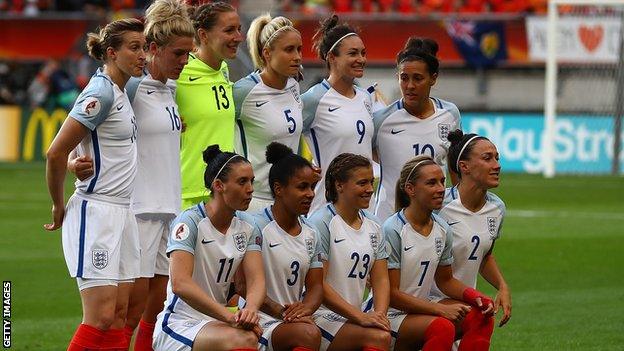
[406, 160, 431, 184]
[263, 25, 294, 50]
[326, 32, 358, 59]
[455, 136, 480, 173]
[214, 155, 242, 183]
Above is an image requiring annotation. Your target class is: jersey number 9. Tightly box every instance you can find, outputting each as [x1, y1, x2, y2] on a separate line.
[356, 120, 366, 144]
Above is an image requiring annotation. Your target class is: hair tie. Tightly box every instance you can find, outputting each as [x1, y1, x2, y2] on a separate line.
[326, 32, 357, 59]
[455, 136, 480, 173]
[263, 25, 293, 50]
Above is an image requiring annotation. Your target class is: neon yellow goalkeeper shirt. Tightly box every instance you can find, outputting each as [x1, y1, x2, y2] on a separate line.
[176, 55, 235, 201]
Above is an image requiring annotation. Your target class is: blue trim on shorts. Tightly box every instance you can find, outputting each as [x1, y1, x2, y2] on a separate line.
[86, 129, 101, 193]
[259, 337, 269, 346]
[363, 297, 374, 312]
[309, 128, 322, 168]
[319, 326, 334, 342]
[76, 200, 88, 277]
[162, 295, 194, 347]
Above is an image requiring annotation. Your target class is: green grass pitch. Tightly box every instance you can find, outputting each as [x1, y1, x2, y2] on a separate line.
[1, 162, 623, 350]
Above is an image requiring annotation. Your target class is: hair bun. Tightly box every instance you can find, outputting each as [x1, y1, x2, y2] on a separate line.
[266, 142, 294, 164]
[404, 37, 438, 57]
[203, 144, 222, 164]
[447, 129, 464, 145]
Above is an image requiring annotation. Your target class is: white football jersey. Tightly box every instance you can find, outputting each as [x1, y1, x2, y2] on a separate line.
[243, 207, 323, 306]
[373, 98, 461, 221]
[431, 187, 505, 300]
[69, 68, 137, 201]
[307, 204, 388, 310]
[302, 80, 374, 213]
[162, 203, 261, 321]
[126, 73, 181, 215]
[384, 211, 453, 312]
[233, 73, 303, 201]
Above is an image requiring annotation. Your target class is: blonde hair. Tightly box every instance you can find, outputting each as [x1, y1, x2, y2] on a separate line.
[395, 155, 437, 211]
[247, 13, 299, 69]
[144, 0, 194, 48]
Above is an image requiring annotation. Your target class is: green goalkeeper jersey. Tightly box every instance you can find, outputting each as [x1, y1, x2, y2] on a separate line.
[177, 55, 235, 201]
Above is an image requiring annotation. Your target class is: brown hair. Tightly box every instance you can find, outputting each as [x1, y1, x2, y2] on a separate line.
[395, 155, 437, 211]
[188, 1, 235, 45]
[325, 153, 371, 203]
[86, 18, 145, 61]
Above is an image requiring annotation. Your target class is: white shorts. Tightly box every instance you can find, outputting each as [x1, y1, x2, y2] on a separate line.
[62, 195, 140, 280]
[312, 309, 347, 351]
[136, 213, 173, 277]
[387, 310, 408, 349]
[258, 312, 283, 351]
[247, 196, 274, 213]
[153, 312, 211, 351]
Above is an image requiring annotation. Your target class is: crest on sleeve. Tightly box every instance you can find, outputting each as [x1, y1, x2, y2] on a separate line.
[172, 223, 190, 242]
[434, 237, 444, 257]
[487, 217, 497, 238]
[92, 249, 109, 269]
[255, 235, 263, 246]
[233, 232, 247, 252]
[438, 123, 451, 141]
[369, 232, 379, 252]
[290, 86, 301, 104]
[82, 97, 101, 117]
[305, 237, 315, 257]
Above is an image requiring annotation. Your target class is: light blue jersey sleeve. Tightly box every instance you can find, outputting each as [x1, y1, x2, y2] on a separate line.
[432, 213, 454, 266]
[69, 75, 114, 130]
[307, 205, 334, 261]
[372, 99, 401, 148]
[488, 192, 506, 239]
[301, 217, 324, 269]
[383, 214, 404, 269]
[301, 82, 329, 133]
[166, 206, 203, 256]
[233, 73, 259, 121]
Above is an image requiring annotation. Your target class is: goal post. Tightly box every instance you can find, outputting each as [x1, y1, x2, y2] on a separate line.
[543, 0, 624, 177]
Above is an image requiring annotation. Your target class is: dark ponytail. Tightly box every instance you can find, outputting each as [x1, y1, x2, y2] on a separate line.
[202, 144, 248, 191]
[312, 14, 358, 68]
[447, 129, 488, 176]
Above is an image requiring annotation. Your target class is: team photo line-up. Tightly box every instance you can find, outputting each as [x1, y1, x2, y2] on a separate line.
[44, 1, 512, 350]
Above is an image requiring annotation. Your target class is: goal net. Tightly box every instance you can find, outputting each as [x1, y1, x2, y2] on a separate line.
[539, 0, 624, 176]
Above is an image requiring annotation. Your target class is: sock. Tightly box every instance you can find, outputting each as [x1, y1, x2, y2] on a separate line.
[123, 325, 134, 348]
[422, 317, 455, 351]
[293, 347, 314, 351]
[363, 347, 385, 351]
[458, 309, 494, 351]
[67, 324, 105, 351]
[101, 328, 128, 350]
[230, 349, 258, 351]
[134, 319, 156, 351]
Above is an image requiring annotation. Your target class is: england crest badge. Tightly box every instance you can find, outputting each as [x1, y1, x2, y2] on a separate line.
[92, 249, 109, 270]
[438, 123, 451, 141]
[305, 237, 315, 257]
[487, 217, 497, 239]
[233, 232, 246, 252]
[434, 237, 444, 257]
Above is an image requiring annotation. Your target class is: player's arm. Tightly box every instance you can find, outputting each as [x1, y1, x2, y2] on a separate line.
[45, 117, 90, 230]
[238, 250, 265, 328]
[169, 250, 237, 323]
[388, 269, 458, 317]
[233, 267, 283, 319]
[370, 259, 390, 315]
[479, 244, 511, 326]
[283, 267, 323, 322]
[435, 265, 494, 315]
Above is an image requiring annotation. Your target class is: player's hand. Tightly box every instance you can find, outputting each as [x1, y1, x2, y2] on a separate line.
[44, 203, 65, 231]
[495, 287, 512, 327]
[234, 308, 260, 330]
[356, 311, 390, 331]
[436, 303, 471, 323]
[288, 315, 316, 325]
[475, 296, 495, 316]
[283, 301, 313, 321]
[68, 155, 94, 181]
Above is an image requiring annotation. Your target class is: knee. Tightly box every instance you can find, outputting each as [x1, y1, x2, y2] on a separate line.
[228, 329, 258, 349]
[294, 323, 321, 348]
[93, 311, 116, 330]
[366, 328, 391, 349]
[427, 317, 456, 340]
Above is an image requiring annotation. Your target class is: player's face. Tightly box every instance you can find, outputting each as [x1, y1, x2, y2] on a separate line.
[109, 31, 146, 78]
[278, 166, 318, 216]
[221, 162, 254, 211]
[202, 11, 243, 61]
[266, 30, 302, 78]
[398, 60, 437, 107]
[463, 140, 501, 189]
[331, 36, 366, 79]
[336, 166, 374, 209]
[408, 164, 446, 211]
[152, 35, 193, 80]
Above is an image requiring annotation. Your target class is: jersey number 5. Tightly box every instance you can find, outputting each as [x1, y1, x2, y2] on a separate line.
[284, 109, 296, 134]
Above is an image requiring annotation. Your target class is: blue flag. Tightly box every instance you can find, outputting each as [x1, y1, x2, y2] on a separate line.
[446, 20, 508, 68]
